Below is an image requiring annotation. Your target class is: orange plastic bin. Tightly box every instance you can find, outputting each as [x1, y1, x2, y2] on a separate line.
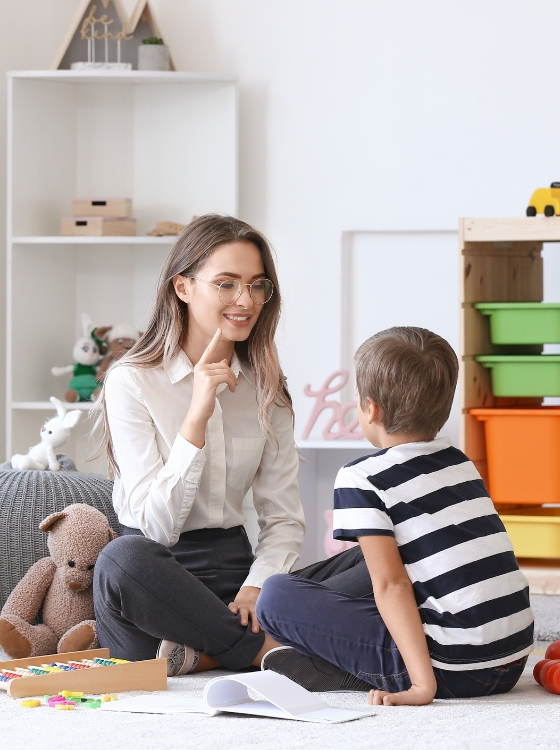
[470, 408, 560, 505]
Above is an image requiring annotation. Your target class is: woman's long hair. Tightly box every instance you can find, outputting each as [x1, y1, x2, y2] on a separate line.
[93, 214, 292, 477]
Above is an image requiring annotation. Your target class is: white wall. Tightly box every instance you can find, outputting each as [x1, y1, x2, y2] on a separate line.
[150, 0, 560, 443]
[2, 1, 560, 459]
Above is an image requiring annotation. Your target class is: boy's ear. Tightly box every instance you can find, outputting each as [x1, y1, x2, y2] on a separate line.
[366, 398, 381, 424]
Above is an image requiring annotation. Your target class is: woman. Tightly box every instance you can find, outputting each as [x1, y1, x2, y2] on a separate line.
[93, 214, 305, 675]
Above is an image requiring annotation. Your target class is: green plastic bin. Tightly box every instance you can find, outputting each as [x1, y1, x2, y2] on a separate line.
[474, 302, 560, 344]
[476, 355, 560, 396]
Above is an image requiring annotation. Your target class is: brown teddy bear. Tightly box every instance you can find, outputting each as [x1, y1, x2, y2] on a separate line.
[0, 504, 117, 659]
[96, 323, 140, 382]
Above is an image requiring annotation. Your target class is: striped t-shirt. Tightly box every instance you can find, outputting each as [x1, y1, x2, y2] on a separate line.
[333, 437, 534, 670]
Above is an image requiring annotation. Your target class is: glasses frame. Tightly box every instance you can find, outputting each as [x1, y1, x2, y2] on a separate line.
[183, 275, 274, 306]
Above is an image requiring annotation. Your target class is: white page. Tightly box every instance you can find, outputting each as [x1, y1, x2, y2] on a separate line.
[100, 695, 214, 715]
[101, 672, 374, 724]
[204, 671, 374, 724]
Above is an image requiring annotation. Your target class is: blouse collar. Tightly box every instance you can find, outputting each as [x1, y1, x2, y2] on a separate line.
[163, 348, 249, 385]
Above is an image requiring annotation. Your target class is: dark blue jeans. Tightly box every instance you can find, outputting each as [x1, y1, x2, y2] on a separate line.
[256, 574, 527, 699]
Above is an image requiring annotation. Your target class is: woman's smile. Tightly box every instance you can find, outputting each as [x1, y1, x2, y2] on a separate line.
[223, 312, 253, 327]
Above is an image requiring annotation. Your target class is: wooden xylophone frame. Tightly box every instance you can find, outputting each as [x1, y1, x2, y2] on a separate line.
[0, 648, 167, 698]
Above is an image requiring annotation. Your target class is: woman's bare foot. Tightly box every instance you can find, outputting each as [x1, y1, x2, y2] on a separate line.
[192, 634, 281, 672]
[192, 652, 221, 672]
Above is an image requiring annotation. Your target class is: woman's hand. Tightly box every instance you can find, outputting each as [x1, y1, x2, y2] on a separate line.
[368, 682, 436, 706]
[180, 329, 237, 448]
[229, 586, 261, 633]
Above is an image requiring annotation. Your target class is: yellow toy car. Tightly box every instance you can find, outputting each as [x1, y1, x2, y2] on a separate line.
[527, 183, 560, 216]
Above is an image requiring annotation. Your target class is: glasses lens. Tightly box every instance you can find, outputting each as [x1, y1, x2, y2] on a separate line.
[250, 279, 274, 304]
[218, 280, 242, 304]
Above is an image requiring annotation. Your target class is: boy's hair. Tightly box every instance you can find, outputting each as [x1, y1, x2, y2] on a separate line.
[354, 326, 458, 441]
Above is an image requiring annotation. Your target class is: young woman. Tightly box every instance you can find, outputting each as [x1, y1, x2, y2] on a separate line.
[93, 214, 305, 675]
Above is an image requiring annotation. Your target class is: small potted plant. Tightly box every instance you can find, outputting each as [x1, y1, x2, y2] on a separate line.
[138, 37, 170, 71]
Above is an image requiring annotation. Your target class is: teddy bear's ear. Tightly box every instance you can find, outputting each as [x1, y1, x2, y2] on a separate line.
[40, 511, 67, 532]
[108, 528, 118, 542]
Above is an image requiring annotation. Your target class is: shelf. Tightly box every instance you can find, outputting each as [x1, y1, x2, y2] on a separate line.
[12, 236, 176, 245]
[463, 217, 560, 243]
[6, 71, 238, 466]
[297, 440, 370, 450]
[12, 402, 93, 411]
[7, 71, 238, 85]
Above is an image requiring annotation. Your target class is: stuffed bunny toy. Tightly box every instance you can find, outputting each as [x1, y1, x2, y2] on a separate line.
[51, 313, 111, 402]
[11, 397, 82, 471]
[0, 504, 117, 659]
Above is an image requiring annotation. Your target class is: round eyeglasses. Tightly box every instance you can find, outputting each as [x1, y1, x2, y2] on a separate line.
[184, 275, 274, 305]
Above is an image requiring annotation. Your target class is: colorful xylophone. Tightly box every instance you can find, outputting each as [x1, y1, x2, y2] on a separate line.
[0, 649, 166, 698]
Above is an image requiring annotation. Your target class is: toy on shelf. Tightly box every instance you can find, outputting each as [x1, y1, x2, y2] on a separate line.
[527, 183, 560, 217]
[96, 323, 140, 382]
[11, 397, 82, 471]
[0, 648, 166, 698]
[0, 504, 117, 660]
[147, 220, 187, 236]
[51, 314, 109, 402]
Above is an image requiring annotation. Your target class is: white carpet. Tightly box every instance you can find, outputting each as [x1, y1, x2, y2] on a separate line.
[532, 595, 560, 641]
[0, 645, 559, 750]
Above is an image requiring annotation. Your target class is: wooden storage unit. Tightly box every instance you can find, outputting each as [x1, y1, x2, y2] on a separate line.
[460, 217, 560, 559]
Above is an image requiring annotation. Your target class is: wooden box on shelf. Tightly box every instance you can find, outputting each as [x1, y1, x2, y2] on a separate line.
[72, 198, 132, 218]
[61, 216, 137, 236]
[459, 217, 560, 559]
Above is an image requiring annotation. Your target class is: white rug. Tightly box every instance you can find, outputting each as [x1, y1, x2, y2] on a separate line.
[0, 645, 559, 750]
[532, 595, 560, 641]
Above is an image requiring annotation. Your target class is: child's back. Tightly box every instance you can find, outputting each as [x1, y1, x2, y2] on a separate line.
[257, 326, 532, 705]
[334, 437, 533, 670]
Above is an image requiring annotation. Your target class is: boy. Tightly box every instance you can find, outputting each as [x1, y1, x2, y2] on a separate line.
[256, 327, 533, 705]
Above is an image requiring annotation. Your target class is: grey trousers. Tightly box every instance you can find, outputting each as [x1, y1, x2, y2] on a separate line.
[93, 528, 371, 670]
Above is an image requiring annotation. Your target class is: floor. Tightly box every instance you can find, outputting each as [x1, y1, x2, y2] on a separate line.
[0, 642, 559, 750]
[0, 595, 559, 749]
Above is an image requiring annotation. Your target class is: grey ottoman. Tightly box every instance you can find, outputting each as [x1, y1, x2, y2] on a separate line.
[0, 456, 120, 610]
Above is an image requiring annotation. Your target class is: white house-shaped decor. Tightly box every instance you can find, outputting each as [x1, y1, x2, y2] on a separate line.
[50, 0, 175, 71]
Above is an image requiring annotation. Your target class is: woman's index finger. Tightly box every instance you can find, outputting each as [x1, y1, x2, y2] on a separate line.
[198, 328, 222, 364]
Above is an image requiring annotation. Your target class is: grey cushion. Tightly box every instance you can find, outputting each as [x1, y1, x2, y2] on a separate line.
[0, 456, 120, 610]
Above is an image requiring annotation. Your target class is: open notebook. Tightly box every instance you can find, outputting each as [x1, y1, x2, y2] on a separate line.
[101, 670, 374, 724]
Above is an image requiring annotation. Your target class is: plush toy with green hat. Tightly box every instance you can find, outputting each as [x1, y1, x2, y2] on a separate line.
[51, 314, 111, 402]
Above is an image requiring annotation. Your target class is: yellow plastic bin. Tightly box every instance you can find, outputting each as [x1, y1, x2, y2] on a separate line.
[499, 507, 560, 559]
[470, 407, 560, 505]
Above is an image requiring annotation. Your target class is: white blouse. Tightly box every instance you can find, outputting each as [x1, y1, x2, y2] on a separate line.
[104, 350, 306, 588]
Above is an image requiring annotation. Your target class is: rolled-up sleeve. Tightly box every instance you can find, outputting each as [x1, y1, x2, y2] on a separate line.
[243, 402, 306, 588]
[105, 367, 205, 546]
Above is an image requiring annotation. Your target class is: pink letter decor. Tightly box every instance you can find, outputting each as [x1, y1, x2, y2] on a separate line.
[301, 370, 365, 441]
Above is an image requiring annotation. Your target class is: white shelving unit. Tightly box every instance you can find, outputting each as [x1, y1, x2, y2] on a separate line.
[6, 70, 238, 472]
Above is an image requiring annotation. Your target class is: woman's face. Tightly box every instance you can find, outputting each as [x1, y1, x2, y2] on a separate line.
[177, 241, 267, 345]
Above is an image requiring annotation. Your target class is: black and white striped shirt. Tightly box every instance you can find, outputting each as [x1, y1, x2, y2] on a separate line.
[333, 437, 534, 670]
